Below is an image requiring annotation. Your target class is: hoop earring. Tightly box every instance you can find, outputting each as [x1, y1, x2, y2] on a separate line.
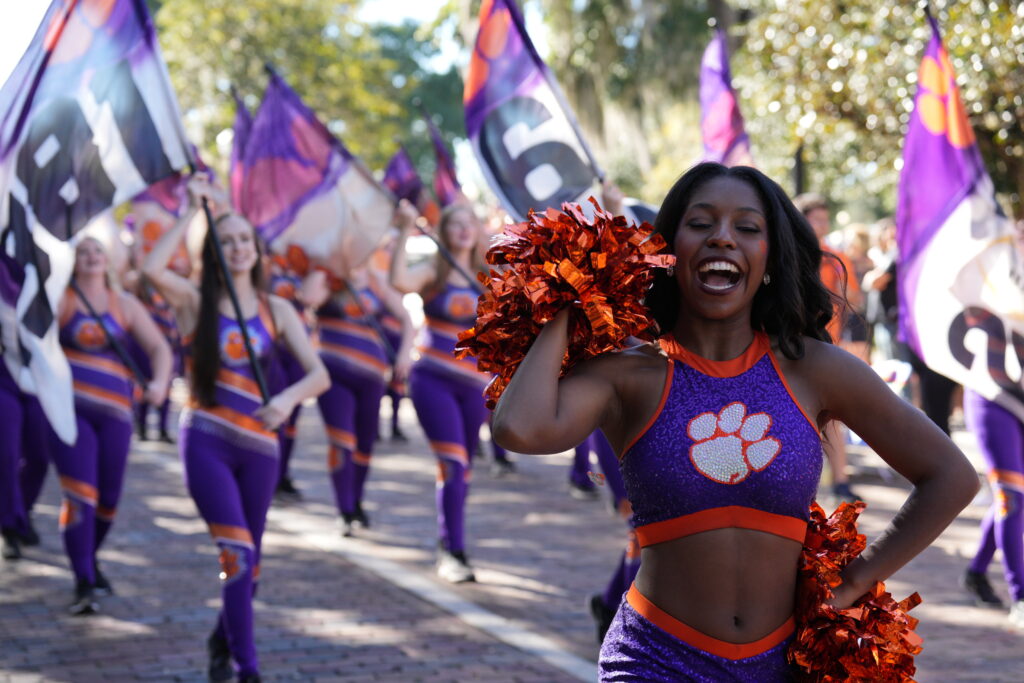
[762, 273, 771, 285]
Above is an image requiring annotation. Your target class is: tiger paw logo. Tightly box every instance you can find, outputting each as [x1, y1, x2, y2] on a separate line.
[220, 324, 264, 365]
[72, 319, 107, 350]
[447, 292, 477, 320]
[687, 402, 781, 485]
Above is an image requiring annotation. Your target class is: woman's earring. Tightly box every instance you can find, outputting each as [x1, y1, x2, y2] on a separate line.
[762, 273, 771, 285]
[666, 265, 675, 277]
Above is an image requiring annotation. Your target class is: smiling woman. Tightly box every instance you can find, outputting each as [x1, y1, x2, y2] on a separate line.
[491, 162, 979, 681]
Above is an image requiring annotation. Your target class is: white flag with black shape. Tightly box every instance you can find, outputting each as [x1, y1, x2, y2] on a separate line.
[0, 0, 190, 443]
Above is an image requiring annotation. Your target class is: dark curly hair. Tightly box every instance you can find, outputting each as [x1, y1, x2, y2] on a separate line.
[644, 163, 840, 360]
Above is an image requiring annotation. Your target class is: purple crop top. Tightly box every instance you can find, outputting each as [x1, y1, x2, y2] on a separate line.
[621, 332, 823, 548]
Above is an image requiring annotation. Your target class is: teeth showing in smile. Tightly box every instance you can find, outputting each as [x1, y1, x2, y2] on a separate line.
[697, 260, 742, 290]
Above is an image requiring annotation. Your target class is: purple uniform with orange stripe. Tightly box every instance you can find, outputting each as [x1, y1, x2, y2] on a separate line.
[600, 332, 821, 680]
[418, 284, 487, 386]
[268, 270, 307, 485]
[49, 289, 137, 589]
[316, 288, 390, 519]
[317, 289, 390, 384]
[178, 302, 280, 677]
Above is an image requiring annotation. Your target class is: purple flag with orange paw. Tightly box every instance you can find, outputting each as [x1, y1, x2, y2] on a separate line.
[897, 13, 1024, 420]
[699, 29, 753, 167]
[464, 0, 601, 221]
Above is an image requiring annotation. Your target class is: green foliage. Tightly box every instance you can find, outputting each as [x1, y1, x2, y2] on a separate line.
[154, 0, 461, 181]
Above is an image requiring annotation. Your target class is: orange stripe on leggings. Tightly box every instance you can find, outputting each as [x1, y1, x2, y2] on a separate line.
[626, 585, 795, 660]
[60, 476, 98, 505]
[96, 505, 116, 521]
[326, 425, 356, 450]
[353, 451, 371, 466]
[209, 523, 254, 548]
[430, 440, 469, 466]
[990, 469, 1024, 490]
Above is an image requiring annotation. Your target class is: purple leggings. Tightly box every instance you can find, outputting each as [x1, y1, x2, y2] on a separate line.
[48, 404, 133, 584]
[275, 348, 305, 484]
[181, 424, 278, 677]
[965, 389, 1024, 602]
[317, 363, 386, 516]
[409, 365, 488, 553]
[572, 431, 628, 505]
[0, 368, 51, 535]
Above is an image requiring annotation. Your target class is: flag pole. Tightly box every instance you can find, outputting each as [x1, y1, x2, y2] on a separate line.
[413, 225, 485, 295]
[69, 280, 149, 388]
[186, 154, 271, 404]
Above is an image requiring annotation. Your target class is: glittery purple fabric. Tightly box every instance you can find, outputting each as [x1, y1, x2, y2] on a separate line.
[599, 599, 795, 682]
[622, 349, 823, 532]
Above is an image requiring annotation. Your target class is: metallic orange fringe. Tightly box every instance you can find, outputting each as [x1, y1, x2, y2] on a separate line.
[789, 501, 923, 682]
[454, 198, 674, 409]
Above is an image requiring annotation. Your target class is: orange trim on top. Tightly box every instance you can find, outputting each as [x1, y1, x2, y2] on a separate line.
[73, 380, 132, 410]
[626, 584, 795, 660]
[659, 332, 769, 378]
[320, 342, 390, 375]
[215, 367, 262, 399]
[620, 357, 674, 459]
[765, 346, 819, 433]
[209, 523, 255, 547]
[418, 348, 486, 380]
[424, 316, 469, 339]
[65, 349, 132, 381]
[193, 404, 275, 439]
[60, 476, 98, 505]
[635, 506, 808, 547]
[318, 318, 381, 344]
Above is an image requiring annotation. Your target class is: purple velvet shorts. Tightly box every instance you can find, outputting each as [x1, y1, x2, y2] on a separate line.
[599, 585, 795, 682]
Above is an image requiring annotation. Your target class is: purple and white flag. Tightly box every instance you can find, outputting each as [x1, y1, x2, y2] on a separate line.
[229, 87, 253, 212]
[382, 145, 422, 205]
[0, 0, 190, 443]
[464, 0, 601, 221]
[897, 14, 1024, 420]
[237, 68, 393, 277]
[425, 114, 463, 207]
[699, 29, 753, 167]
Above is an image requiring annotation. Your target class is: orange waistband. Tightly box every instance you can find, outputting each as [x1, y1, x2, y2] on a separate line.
[626, 584, 795, 660]
[635, 506, 807, 547]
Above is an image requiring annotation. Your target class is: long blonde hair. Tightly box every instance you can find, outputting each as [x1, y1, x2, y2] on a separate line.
[425, 204, 487, 298]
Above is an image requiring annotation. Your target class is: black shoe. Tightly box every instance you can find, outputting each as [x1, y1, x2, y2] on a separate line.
[491, 459, 517, 477]
[69, 579, 98, 616]
[93, 561, 113, 596]
[588, 593, 615, 643]
[17, 519, 40, 547]
[961, 569, 1005, 608]
[391, 426, 408, 442]
[158, 430, 175, 444]
[238, 675, 261, 683]
[353, 503, 370, 529]
[831, 482, 861, 504]
[340, 513, 355, 538]
[1, 530, 22, 560]
[569, 479, 600, 501]
[207, 631, 233, 682]
[274, 476, 302, 500]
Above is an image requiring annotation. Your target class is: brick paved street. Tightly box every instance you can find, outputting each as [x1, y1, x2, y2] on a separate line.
[1, 395, 1022, 681]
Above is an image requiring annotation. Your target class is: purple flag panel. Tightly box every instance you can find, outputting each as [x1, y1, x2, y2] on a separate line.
[0, 0, 190, 443]
[699, 29, 753, 167]
[896, 15, 1024, 421]
[425, 114, 463, 207]
[382, 146, 423, 205]
[237, 69, 349, 244]
[237, 69, 394, 277]
[464, 0, 600, 221]
[229, 87, 253, 211]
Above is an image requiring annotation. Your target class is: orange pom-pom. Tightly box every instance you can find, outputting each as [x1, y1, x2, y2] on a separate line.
[788, 501, 923, 682]
[454, 197, 674, 409]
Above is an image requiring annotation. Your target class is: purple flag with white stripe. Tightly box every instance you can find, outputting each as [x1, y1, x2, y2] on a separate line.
[464, 0, 601, 221]
[897, 14, 1024, 420]
[0, 0, 190, 443]
[699, 29, 753, 167]
[382, 146, 422, 205]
